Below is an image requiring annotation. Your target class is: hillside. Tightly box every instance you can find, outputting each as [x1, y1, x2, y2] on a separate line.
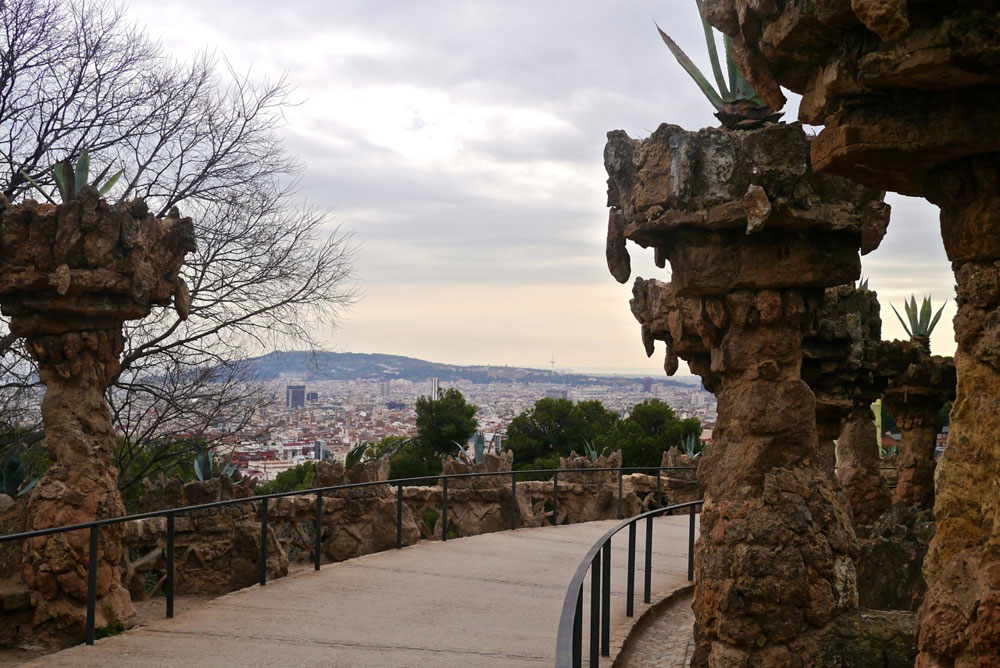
[246, 351, 689, 388]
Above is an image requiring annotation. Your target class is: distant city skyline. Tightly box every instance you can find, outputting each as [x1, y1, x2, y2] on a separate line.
[125, 0, 956, 374]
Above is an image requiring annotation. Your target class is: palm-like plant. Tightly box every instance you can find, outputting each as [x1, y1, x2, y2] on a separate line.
[891, 295, 946, 353]
[21, 149, 122, 204]
[657, 0, 782, 129]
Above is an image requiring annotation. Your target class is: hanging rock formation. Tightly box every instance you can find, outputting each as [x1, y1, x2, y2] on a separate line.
[607, 121, 888, 666]
[701, 2, 1000, 663]
[0, 188, 195, 645]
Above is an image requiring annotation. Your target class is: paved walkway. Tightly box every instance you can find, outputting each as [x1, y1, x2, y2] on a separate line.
[22, 516, 697, 667]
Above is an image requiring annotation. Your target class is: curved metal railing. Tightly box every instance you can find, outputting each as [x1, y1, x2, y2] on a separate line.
[553, 499, 704, 668]
[0, 464, 697, 646]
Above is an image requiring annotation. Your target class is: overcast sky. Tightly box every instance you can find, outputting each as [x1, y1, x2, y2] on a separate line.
[126, 0, 955, 374]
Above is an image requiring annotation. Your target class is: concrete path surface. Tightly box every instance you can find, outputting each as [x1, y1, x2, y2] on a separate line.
[22, 515, 697, 668]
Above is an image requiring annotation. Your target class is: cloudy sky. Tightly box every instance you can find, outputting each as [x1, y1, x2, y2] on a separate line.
[126, 0, 955, 374]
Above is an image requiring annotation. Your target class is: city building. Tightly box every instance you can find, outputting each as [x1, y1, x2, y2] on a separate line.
[286, 385, 306, 409]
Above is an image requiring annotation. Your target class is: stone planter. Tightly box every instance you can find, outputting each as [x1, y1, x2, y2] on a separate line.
[0, 188, 194, 646]
[606, 122, 887, 666]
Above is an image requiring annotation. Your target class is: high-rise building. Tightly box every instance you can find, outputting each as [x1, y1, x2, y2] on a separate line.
[286, 385, 306, 409]
[306, 391, 319, 403]
[642, 377, 653, 393]
[430, 377, 440, 399]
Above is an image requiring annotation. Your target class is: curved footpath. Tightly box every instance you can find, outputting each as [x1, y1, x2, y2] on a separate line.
[21, 515, 697, 667]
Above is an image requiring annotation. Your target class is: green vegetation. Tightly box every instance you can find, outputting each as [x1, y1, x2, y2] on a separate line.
[22, 149, 122, 204]
[255, 461, 316, 495]
[415, 388, 478, 458]
[656, 0, 781, 129]
[504, 398, 619, 471]
[607, 400, 702, 467]
[505, 398, 700, 470]
[358, 389, 480, 481]
[891, 295, 946, 342]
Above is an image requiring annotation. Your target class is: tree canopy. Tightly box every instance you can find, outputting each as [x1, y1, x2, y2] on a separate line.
[415, 388, 478, 457]
[505, 397, 701, 470]
[505, 398, 620, 470]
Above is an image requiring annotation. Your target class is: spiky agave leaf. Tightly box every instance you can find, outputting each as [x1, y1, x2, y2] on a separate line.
[74, 149, 90, 195]
[891, 303, 913, 338]
[53, 160, 75, 202]
[98, 170, 123, 195]
[656, 23, 725, 112]
[927, 301, 946, 335]
[695, 0, 729, 99]
[20, 171, 57, 204]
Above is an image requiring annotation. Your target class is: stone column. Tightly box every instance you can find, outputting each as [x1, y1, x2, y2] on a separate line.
[882, 393, 941, 511]
[607, 122, 886, 666]
[835, 403, 890, 526]
[20, 330, 133, 637]
[692, 289, 859, 666]
[918, 156, 1000, 666]
[0, 189, 195, 644]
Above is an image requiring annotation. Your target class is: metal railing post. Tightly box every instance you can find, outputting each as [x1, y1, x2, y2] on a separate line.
[259, 497, 269, 586]
[626, 521, 636, 617]
[396, 484, 403, 548]
[601, 542, 610, 656]
[573, 584, 583, 668]
[314, 491, 323, 571]
[85, 526, 98, 645]
[688, 503, 696, 582]
[590, 551, 601, 668]
[644, 515, 653, 603]
[617, 469, 623, 519]
[552, 470, 559, 526]
[510, 472, 517, 531]
[166, 513, 175, 618]
[441, 477, 449, 542]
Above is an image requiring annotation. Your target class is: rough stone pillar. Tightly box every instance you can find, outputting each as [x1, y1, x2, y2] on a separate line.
[0, 189, 195, 644]
[835, 403, 890, 526]
[20, 330, 133, 634]
[882, 394, 941, 511]
[693, 289, 859, 666]
[918, 156, 1000, 666]
[607, 122, 887, 666]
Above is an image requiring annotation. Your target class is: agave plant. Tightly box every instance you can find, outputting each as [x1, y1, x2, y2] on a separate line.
[193, 447, 213, 482]
[472, 432, 486, 463]
[1, 451, 24, 496]
[679, 432, 703, 459]
[891, 295, 946, 352]
[583, 440, 609, 463]
[656, 0, 782, 129]
[345, 442, 368, 470]
[21, 149, 122, 204]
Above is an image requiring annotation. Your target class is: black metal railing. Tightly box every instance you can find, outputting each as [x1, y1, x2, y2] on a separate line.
[0, 465, 698, 646]
[553, 499, 703, 668]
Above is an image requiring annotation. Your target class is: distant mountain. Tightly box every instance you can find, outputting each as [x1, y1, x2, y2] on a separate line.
[245, 351, 688, 388]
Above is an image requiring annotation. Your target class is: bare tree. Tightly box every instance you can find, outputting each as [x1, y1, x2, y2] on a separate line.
[0, 0, 357, 492]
